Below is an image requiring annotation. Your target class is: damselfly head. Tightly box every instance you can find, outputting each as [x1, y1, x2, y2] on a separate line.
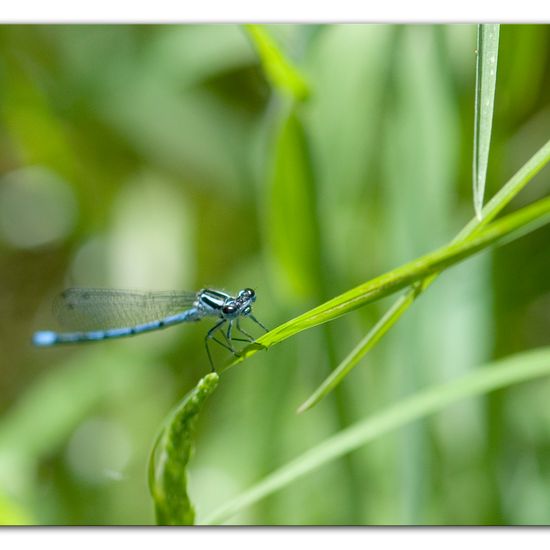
[225, 288, 256, 318]
[238, 288, 256, 302]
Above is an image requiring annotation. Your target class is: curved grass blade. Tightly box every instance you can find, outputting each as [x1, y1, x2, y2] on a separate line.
[298, 137, 550, 411]
[148, 373, 219, 525]
[244, 25, 310, 101]
[473, 24, 500, 219]
[227, 192, 550, 373]
[204, 347, 550, 524]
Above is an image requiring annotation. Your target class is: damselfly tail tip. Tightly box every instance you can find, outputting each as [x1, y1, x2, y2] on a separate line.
[33, 331, 57, 347]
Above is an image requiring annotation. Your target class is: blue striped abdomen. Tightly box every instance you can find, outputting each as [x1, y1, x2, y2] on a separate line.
[33, 307, 202, 346]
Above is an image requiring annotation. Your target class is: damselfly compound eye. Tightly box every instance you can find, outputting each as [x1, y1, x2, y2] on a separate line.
[240, 288, 255, 301]
[222, 304, 238, 315]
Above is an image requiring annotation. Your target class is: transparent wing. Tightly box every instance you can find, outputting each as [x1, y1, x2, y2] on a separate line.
[53, 288, 198, 331]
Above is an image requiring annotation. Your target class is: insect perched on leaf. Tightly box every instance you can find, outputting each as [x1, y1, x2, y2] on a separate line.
[33, 287, 268, 370]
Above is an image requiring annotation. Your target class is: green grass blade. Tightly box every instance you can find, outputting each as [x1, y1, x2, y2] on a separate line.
[267, 106, 322, 298]
[148, 373, 219, 525]
[297, 287, 422, 413]
[204, 347, 550, 524]
[244, 25, 310, 101]
[473, 24, 500, 219]
[228, 192, 550, 372]
[297, 137, 550, 410]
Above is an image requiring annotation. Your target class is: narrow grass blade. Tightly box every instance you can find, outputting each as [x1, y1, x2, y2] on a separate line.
[205, 347, 550, 524]
[297, 138, 550, 410]
[228, 192, 550, 373]
[148, 373, 219, 525]
[297, 286, 422, 413]
[473, 24, 500, 219]
[244, 25, 310, 101]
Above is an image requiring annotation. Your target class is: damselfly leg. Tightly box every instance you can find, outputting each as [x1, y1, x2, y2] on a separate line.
[225, 321, 249, 344]
[249, 315, 269, 333]
[235, 319, 255, 342]
[205, 319, 242, 371]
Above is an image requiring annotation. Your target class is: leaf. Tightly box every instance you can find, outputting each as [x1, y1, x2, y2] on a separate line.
[267, 106, 322, 299]
[473, 24, 500, 219]
[204, 347, 550, 524]
[148, 373, 219, 526]
[228, 191, 550, 371]
[244, 25, 310, 101]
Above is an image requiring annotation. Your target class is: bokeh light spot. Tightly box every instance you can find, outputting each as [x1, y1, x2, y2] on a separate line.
[0, 166, 77, 249]
[65, 418, 132, 485]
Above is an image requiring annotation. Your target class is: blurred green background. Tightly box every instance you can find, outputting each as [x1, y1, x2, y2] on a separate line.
[1, 24, 550, 525]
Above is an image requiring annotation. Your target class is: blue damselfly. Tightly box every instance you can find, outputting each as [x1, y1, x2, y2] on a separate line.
[33, 287, 268, 370]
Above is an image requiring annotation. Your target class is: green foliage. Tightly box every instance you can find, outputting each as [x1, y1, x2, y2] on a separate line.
[229, 188, 550, 372]
[148, 373, 219, 525]
[298, 137, 550, 410]
[2, 25, 550, 526]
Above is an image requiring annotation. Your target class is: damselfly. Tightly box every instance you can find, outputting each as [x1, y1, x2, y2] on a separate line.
[33, 287, 268, 370]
